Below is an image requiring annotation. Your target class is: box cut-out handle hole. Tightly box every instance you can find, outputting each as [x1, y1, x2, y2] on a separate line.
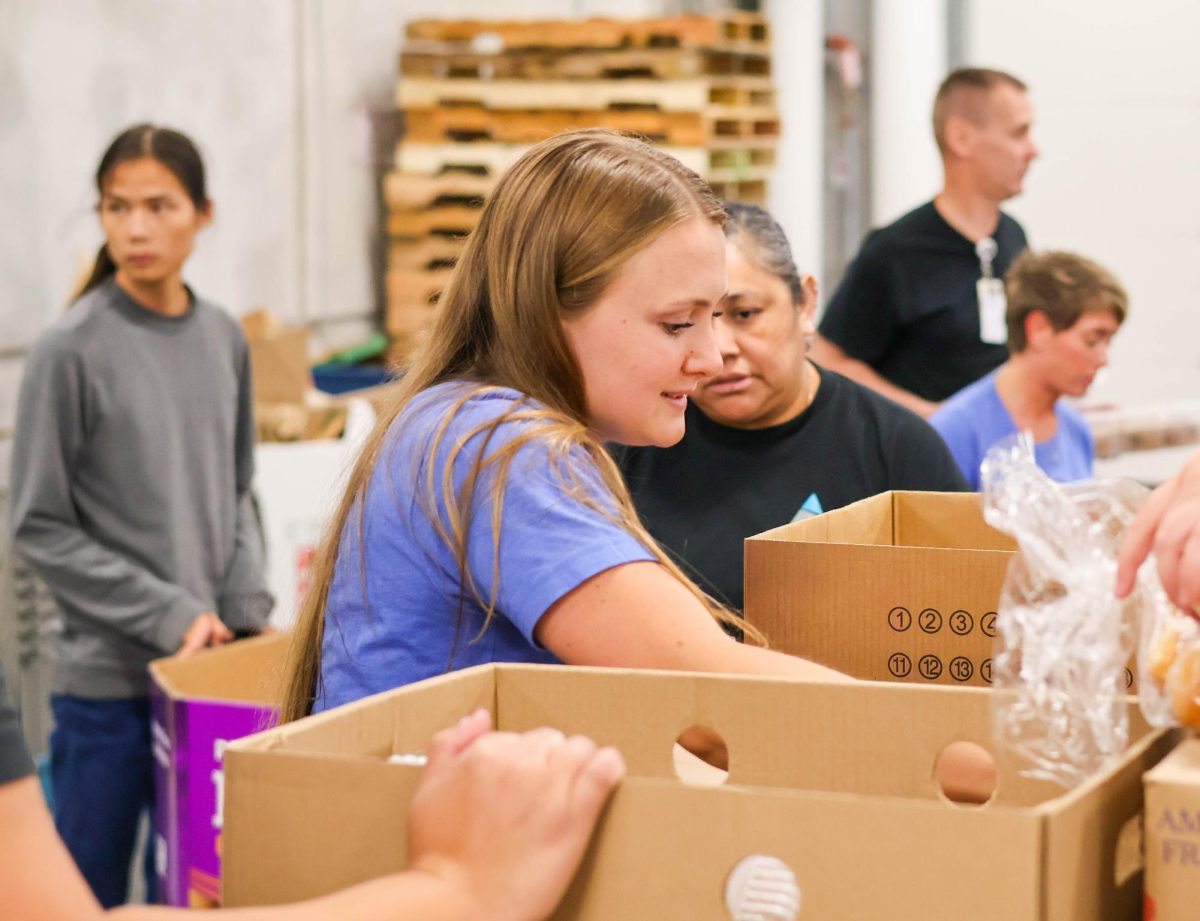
[673, 725, 729, 787]
[933, 741, 997, 806]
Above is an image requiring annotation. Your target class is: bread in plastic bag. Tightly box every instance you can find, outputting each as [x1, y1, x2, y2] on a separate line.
[979, 434, 1196, 788]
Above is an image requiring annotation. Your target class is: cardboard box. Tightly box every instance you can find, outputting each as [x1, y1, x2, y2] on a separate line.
[243, 309, 312, 406]
[1144, 737, 1200, 919]
[150, 635, 288, 907]
[223, 664, 1173, 919]
[745, 490, 1138, 691]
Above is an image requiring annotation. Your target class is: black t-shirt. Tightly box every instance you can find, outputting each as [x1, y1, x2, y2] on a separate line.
[616, 364, 969, 611]
[819, 201, 1028, 402]
[0, 663, 34, 785]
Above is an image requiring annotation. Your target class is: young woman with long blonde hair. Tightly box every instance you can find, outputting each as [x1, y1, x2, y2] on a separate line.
[282, 130, 846, 726]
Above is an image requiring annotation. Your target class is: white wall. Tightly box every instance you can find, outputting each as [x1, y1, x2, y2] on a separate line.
[966, 0, 1200, 407]
[869, 0, 947, 226]
[0, 0, 675, 478]
[766, 0, 823, 284]
[0, 0, 300, 460]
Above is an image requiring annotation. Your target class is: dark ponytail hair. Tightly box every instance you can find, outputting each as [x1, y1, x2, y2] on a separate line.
[76, 123, 209, 301]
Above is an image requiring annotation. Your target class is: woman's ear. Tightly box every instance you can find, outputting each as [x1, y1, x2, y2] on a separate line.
[798, 274, 819, 328]
[196, 199, 214, 231]
[1025, 309, 1053, 350]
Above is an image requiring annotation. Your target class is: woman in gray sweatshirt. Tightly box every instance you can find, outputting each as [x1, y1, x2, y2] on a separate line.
[9, 124, 273, 907]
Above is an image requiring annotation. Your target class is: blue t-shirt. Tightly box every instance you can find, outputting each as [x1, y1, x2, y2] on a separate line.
[314, 383, 656, 713]
[929, 372, 1094, 490]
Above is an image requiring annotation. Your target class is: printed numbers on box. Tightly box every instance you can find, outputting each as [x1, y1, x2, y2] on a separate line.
[980, 658, 993, 684]
[1125, 667, 1134, 690]
[981, 612, 998, 638]
[919, 608, 942, 634]
[887, 607, 912, 633]
[918, 654, 943, 681]
[888, 652, 912, 679]
[949, 656, 974, 682]
[950, 610, 974, 636]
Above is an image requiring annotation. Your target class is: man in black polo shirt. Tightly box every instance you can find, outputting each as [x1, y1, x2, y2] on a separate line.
[812, 67, 1037, 418]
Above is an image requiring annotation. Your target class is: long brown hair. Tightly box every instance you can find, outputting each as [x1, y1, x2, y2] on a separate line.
[281, 129, 759, 722]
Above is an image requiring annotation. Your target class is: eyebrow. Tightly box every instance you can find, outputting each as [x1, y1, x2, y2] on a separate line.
[659, 293, 728, 311]
[102, 192, 174, 204]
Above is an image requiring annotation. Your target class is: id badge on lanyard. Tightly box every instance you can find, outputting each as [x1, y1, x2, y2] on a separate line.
[975, 237, 1007, 345]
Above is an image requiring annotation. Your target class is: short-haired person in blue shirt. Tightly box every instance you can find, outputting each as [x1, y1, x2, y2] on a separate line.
[930, 250, 1127, 489]
[280, 130, 851, 736]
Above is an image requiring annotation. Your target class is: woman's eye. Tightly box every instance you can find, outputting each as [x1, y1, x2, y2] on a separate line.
[735, 309, 760, 321]
[662, 322, 693, 336]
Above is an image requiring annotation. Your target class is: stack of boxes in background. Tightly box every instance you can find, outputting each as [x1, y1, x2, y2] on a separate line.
[384, 12, 778, 363]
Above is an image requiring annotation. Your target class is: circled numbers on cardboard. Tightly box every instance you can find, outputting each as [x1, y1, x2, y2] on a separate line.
[980, 658, 993, 684]
[887, 607, 912, 633]
[949, 610, 973, 636]
[918, 654, 943, 680]
[981, 612, 997, 638]
[949, 656, 974, 682]
[887, 652, 912, 678]
[919, 609, 942, 634]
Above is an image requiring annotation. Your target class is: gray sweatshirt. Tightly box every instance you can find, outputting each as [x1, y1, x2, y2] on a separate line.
[9, 279, 273, 698]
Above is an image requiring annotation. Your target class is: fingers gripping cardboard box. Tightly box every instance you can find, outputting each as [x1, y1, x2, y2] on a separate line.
[744, 491, 1137, 692]
[222, 664, 1171, 919]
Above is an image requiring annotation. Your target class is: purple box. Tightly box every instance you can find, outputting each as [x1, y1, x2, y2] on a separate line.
[150, 635, 285, 907]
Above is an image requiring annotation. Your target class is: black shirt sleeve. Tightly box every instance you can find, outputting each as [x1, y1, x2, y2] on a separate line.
[884, 412, 971, 493]
[0, 663, 35, 785]
[818, 234, 899, 364]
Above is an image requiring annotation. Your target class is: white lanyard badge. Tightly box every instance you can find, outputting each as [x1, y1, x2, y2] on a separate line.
[975, 237, 1007, 345]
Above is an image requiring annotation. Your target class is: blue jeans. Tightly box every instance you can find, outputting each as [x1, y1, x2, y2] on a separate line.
[50, 695, 157, 908]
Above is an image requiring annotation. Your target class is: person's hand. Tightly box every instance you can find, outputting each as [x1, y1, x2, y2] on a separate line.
[1117, 451, 1200, 614]
[176, 612, 234, 658]
[407, 710, 625, 921]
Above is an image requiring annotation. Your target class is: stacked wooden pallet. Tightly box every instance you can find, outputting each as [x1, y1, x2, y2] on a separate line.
[385, 13, 778, 360]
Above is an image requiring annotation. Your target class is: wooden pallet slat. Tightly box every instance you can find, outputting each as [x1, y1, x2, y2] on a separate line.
[404, 14, 770, 52]
[400, 45, 771, 81]
[397, 76, 775, 114]
[707, 177, 768, 205]
[403, 105, 779, 146]
[387, 204, 482, 238]
[383, 171, 493, 210]
[387, 266, 454, 305]
[388, 236, 470, 272]
[395, 140, 776, 181]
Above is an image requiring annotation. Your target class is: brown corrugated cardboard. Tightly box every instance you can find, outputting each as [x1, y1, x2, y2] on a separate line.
[1144, 737, 1200, 919]
[243, 311, 312, 406]
[744, 490, 1137, 691]
[223, 664, 1173, 919]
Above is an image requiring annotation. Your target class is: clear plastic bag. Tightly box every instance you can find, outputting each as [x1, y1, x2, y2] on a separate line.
[1140, 585, 1200, 730]
[980, 435, 1150, 787]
